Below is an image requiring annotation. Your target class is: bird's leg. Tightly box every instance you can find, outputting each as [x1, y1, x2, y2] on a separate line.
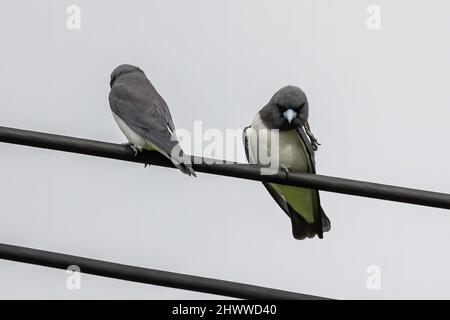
[281, 165, 290, 179]
[304, 122, 321, 151]
[122, 142, 141, 157]
[122, 143, 150, 167]
[130, 144, 140, 157]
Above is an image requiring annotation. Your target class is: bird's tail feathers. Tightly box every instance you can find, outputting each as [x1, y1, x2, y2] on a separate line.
[169, 145, 197, 177]
[173, 161, 197, 177]
[289, 205, 331, 240]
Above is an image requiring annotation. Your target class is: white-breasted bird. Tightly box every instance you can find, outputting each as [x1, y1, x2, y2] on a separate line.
[243, 86, 330, 239]
[109, 64, 196, 176]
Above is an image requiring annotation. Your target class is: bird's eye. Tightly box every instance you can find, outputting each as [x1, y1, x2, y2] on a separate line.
[299, 102, 306, 109]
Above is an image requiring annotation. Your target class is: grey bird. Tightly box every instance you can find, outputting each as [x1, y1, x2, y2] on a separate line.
[109, 64, 196, 176]
[243, 86, 330, 239]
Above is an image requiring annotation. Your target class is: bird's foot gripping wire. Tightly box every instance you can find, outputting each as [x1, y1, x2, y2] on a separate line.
[122, 143, 142, 157]
[304, 122, 321, 151]
[281, 165, 291, 179]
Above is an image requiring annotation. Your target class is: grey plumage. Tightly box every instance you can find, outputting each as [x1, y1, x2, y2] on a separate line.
[109, 64, 196, 176]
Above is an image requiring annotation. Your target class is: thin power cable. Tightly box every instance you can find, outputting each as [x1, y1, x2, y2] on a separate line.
[0, 125, 449, 209]
[0, 242, 330, 300]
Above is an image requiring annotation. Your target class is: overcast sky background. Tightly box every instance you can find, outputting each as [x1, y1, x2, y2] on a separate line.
[0, 0, 449, 299]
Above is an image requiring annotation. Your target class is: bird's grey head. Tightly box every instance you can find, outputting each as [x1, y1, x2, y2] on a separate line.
[110, 64, 144, 88]
[260, 86, 309, 130]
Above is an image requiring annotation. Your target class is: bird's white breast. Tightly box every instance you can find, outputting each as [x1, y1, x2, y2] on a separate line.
[112, 112, 146, 147]
[247, 113, 310, 172]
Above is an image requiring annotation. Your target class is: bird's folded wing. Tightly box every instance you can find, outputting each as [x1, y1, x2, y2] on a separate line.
[109, 86, 179, 157]
[296, 126, 316, 173]
[296, 126, 325, 232]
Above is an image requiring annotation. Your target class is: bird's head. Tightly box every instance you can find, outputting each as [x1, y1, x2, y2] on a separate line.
[261, 86, 309, 130]
[110, 64, 144, 88]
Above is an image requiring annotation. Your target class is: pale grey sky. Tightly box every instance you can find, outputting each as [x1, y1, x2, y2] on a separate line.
[0, 0, 449, 299]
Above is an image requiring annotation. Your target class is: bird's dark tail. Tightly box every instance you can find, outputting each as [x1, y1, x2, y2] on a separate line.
[173, 161, 197, 177]
[289, 206, 331, 240]
[169, 146, 197, 177]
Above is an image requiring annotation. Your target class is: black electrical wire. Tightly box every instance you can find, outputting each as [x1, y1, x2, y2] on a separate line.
[0, 242, 329, 300]
[0, 125, 449, 209]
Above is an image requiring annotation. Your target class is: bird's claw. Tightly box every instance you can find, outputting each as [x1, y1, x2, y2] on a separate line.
[130, 144, 139, 157]
[281, 165, 290, 179]
[121, 142, 142, 157]
[304, 122, 321, 151]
